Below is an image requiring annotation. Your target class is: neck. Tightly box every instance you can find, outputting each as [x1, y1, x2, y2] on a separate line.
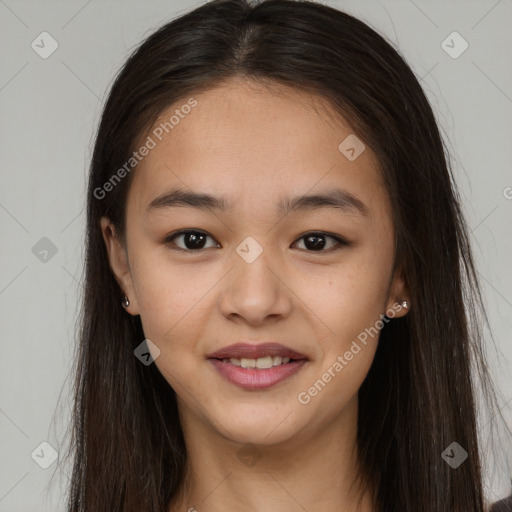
[169, 395, 375, 512]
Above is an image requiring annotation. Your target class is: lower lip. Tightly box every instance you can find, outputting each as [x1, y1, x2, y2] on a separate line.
[208, 359, 307, 390]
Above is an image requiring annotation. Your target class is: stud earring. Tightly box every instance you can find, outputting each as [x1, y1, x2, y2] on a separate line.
[121, 296, 130, 308]
[399, 299, 409, 309]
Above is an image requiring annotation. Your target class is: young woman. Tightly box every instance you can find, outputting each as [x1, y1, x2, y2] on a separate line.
[62, 0, 509, 510]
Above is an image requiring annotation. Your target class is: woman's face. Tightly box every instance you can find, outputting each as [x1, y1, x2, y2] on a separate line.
[102, 77, 408, 447]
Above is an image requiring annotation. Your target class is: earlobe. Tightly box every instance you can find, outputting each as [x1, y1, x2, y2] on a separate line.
[386, 266, 410, 318]
[99, 217, 140, 315]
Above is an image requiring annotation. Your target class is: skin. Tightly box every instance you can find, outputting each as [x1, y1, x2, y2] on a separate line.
[101, 77, 410, 512]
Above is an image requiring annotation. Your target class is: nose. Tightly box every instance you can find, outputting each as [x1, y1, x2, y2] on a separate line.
[218, 244, 293, 326]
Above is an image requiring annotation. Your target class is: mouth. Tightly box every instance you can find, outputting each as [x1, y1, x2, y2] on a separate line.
[214, 355, 299, 369]
[207, 342, 308, 361]
[207, 342, 308, 390]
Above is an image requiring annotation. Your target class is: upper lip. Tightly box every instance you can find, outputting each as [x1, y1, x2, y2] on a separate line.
[207, 342, 308, 360]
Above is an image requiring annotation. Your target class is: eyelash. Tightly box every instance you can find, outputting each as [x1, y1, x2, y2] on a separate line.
[163, 229, 349, 253]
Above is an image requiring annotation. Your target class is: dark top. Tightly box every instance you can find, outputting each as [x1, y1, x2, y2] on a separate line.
[490, 495, 512, 512]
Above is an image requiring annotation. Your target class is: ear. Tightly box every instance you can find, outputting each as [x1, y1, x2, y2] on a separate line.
[100, 216, 140, 316]
[385, 263, 410, 318]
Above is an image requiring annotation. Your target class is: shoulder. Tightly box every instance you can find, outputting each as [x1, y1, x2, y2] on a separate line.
[490, 495, 512, 512]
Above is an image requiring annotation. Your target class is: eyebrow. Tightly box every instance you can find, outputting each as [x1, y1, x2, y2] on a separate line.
[146, 186, 368, 217]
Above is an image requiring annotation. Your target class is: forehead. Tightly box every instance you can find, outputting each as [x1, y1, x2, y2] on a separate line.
[127, 78, 386, 216]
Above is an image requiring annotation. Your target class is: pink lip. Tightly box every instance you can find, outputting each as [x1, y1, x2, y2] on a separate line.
[208, 359, 307, 390]
[207, 342, 307, 360]
[207, 342, 308, 390]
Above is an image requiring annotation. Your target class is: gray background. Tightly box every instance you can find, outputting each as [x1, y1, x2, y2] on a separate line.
[0, 0, 511, 510]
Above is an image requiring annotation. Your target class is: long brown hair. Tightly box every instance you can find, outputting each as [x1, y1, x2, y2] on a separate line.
[58, 0, 507, 510]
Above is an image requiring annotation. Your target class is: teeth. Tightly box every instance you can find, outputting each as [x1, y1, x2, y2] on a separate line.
[240, 358, 256, 368]
[255, 356, 273, 369]
[226, 356, 293, 369]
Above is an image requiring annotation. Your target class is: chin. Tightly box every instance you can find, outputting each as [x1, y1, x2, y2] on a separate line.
[209, 405, 308, 447]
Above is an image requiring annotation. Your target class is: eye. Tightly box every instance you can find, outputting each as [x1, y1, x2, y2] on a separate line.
[164, 229, 219, 251]
[164, 229, 348, 253]
[292, 232, 348, 252]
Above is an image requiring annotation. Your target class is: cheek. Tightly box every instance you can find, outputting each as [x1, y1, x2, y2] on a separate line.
[307, 247, 392, 379]
[313, 256, 390, 331]
[129, 248, 205, 340]
[131, 256, 205, 388]
[129, 247, 227, 380]
[305, 274, 386, 411]
[307, 341, 378, 418]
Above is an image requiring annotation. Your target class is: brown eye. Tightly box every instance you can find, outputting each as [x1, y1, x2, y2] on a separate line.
[292, 232, 347, 252]
[164, 230, 348, 253]
[165, 230, 219, 251]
